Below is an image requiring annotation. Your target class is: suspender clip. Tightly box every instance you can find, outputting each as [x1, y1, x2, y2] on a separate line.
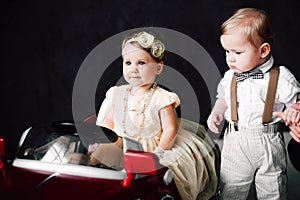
[262, 123, 281, 133]
[233, 122, 239, 131]
[262, 123, 269, 133]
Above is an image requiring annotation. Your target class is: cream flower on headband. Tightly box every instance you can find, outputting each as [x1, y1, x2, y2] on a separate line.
[151, 40, 165, 58]
[137, 31, 155, 48]
[127, 31, 165, 59]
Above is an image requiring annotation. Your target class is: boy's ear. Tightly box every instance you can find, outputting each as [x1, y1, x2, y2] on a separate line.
[156, 62, 164, 75]
[260, 43, 271, 58]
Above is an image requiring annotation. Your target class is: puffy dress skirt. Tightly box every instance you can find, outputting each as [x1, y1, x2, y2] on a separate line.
[160, 118, 219, 200]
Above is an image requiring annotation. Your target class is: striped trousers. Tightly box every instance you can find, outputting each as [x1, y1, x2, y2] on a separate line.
[220, 124, 287, 200]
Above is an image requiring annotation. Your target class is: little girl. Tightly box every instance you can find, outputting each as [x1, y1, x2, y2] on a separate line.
[90, 31, 219, 200]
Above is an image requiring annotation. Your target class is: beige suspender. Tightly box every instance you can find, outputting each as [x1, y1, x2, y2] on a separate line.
[230, 65, 279, 126]
[262, 65, 279, 124]
[230, 76, 238, 123]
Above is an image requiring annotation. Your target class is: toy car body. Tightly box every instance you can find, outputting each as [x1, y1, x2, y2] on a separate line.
[0, 121, 180, 200]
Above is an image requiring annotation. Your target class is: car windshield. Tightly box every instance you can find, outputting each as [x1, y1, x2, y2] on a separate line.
[16, 127, 91, 166]
[15, 125, 144, 172]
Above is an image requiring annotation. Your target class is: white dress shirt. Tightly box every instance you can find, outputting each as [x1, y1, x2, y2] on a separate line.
[217, 56, 300, 127]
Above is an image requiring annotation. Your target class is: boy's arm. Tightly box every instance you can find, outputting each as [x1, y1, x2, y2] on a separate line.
[207, 98, 227, 134]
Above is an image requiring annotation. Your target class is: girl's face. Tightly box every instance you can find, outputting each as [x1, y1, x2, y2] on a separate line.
[122, 43, 163, 87]
[220, 29, 266, 73]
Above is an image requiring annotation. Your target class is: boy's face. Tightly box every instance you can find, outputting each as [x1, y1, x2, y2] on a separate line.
[122, 43, 163, 87]
[220, 29, 266, 73]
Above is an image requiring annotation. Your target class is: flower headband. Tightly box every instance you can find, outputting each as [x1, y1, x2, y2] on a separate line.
[125, 31, 165, 60]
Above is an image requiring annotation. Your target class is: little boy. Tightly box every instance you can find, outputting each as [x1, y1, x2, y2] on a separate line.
[207, 8, 300, 199]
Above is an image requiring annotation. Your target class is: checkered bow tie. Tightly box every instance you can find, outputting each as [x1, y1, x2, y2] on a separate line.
[234, 69, 264, 83]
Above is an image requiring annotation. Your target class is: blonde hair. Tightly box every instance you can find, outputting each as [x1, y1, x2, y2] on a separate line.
[220, 8, 274, 48]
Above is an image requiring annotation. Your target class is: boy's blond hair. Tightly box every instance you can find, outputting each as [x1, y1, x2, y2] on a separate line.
[220, 8, 274, 48]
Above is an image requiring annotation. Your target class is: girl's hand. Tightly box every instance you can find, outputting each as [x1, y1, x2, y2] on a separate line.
[153, 146, 165, 159]
[87, 143, 100, 155]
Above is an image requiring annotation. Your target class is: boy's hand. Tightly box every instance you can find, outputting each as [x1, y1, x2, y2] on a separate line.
[207, 112, 223, 134]
[207, 98, 227, 134]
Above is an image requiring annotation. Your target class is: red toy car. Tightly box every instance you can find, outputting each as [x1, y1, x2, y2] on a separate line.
[0, 121, 181, 200]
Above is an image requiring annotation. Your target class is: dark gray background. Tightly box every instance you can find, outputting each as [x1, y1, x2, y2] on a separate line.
[1, 0, 299, 188]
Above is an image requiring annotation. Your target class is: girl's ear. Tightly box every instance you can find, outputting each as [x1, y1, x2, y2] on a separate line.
[260, 43, 271, 59]
[156, 62, 164, 75]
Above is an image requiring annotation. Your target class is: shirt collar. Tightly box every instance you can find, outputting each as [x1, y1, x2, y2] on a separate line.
[256, 56, 274, 74]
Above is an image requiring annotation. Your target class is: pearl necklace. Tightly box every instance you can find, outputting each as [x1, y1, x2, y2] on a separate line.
[122, 82, 158, 136]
